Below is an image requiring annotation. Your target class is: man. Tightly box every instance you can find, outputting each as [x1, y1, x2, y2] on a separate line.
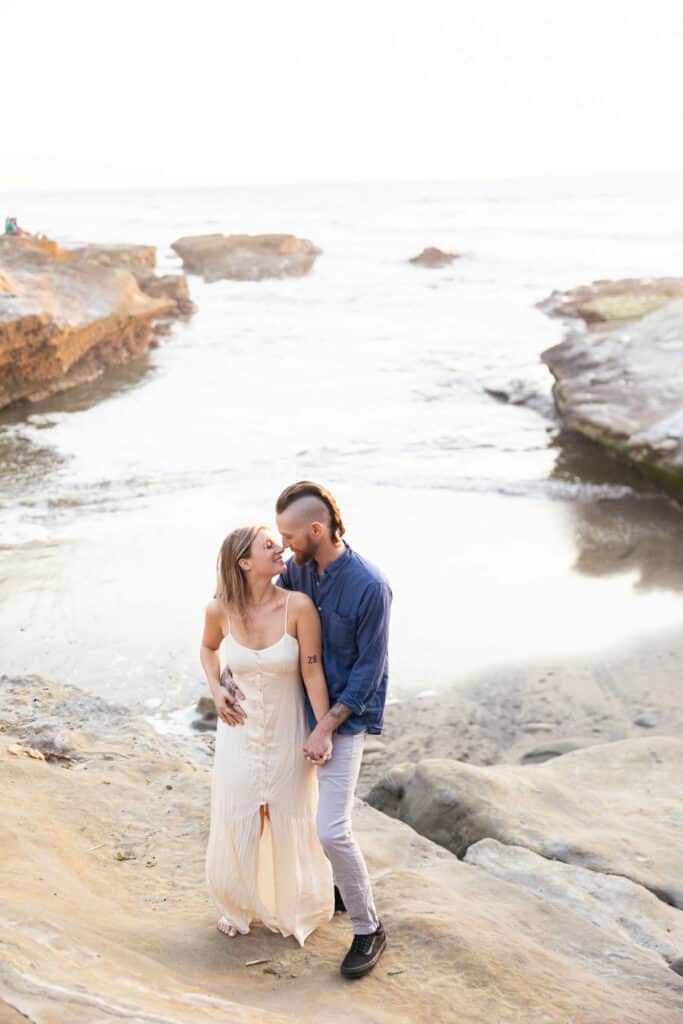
[275, 480, 391, 979]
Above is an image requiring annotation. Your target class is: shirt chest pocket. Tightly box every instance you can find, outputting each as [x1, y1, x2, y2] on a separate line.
[327, 610, 356, 665]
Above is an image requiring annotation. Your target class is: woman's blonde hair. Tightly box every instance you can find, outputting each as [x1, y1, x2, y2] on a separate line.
[215, 524, 267, 622]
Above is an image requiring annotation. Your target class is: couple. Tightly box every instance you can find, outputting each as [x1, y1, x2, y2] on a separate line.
[200, 480, 392, 978]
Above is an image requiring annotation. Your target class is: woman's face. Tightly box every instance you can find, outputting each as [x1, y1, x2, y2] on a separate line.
[243, 528, 285, 577]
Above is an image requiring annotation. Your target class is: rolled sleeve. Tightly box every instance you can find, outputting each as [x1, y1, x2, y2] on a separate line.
[336, 582, 391, 714]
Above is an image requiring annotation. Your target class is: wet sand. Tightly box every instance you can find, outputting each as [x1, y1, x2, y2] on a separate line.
[357, 625, 683, 791]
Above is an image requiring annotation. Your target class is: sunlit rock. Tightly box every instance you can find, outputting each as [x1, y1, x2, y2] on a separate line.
[539, 277, 683, 325]
[0, 237, 195, 409]
[541, 301, 683, 497]
[2, 674, 683, 1022]
[171, 233, 322, 282]
[367, 737, 683, 906]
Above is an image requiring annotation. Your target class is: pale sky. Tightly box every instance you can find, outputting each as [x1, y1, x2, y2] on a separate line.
[3, 0, 683, 189]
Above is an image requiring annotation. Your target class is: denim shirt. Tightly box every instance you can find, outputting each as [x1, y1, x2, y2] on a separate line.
[277, 542, 392, 735]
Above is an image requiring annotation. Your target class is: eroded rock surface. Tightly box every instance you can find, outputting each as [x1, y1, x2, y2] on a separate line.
[0, 237, 194, 409]
[68, 243, 196, 316]
[465, 837, 683, 964]
[367, 736, 683, 907]
[1, 675, 682, 1023]
[171, 233, 322, 282]
[541, 301, 683, 496]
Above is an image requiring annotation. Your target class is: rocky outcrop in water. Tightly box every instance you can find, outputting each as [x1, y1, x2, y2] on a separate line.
[541, 300, 683, 497]
[2, 674, 683, 1023]
[0, 237, 194, 409]
[408, 246, 459, 268]
[539, 277, 683, 325]
[171, 233, 322, 282]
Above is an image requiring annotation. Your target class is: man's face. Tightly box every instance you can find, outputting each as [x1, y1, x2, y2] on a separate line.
[276, 510, 318, 566]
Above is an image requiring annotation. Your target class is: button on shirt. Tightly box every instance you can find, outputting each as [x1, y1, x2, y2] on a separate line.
[277, 542, 392, 735]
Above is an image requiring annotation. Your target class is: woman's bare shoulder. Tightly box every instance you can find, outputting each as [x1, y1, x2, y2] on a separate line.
[280, 589, 316, 613]
[205, 597, 227, 620]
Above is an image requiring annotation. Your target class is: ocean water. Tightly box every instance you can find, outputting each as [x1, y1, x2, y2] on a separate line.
[2, 176, 683, 722]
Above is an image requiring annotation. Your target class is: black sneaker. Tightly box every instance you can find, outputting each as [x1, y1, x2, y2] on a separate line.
[334, 885, 347, 913]
[340, 921, 386, 978]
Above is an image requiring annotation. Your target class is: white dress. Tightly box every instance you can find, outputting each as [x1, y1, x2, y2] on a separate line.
[205, 594, 334, 945]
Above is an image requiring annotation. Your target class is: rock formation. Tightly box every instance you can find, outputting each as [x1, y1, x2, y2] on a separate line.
[539, 277, 683, 325]
[2, 675, 682, 1022]
[171, 233, 322, 282]
[541, 300, 683, 497]
[68, 243, 196, 316]
[0, 237, 194, 410]
[408, 246, 459, 268]
[367, 737, 683, 907]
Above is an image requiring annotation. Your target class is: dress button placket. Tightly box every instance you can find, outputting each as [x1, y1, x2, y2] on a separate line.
[255, 654, 267, 804]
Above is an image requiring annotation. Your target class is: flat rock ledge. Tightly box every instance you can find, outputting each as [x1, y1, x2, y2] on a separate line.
[539, 277, 683, 325]
[1, 674, 683, 1023]
[171, 233, 322, 282]
[0, 237, 195, 410]
[541, 298, 683, 497]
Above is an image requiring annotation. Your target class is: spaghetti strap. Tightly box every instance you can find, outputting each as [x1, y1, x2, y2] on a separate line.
[284, 592, 292, 636]
[226, 612, 231, 637]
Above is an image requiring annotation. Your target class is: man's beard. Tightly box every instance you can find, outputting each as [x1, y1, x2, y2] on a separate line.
[293, 541, 316, 566]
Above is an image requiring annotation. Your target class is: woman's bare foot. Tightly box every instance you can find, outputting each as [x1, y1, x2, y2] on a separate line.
[217, 916, 238, 937]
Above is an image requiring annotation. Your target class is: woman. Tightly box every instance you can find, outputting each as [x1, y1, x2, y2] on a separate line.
[200, 524, 334, 946]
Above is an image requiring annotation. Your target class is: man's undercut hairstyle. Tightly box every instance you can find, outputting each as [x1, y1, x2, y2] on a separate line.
[276, 481, 346, 543]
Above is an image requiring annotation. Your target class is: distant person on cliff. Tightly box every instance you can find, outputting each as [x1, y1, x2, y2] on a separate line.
[274, 481, 392, 979]
[4, 216, 31, 237]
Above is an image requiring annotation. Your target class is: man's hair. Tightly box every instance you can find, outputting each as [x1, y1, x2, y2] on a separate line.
[275, 481, 345, 542]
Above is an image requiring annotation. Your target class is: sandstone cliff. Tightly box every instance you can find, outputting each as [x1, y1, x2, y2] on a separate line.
[0, 237, 194, 410]
[1, 674, 682, 1023]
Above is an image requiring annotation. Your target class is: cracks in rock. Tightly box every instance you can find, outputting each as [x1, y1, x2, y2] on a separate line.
[0, 999, 38, 1024]
[462, 837, 683, 977]
[0, 965, 183, 1024]
[466, 835, 682, 913]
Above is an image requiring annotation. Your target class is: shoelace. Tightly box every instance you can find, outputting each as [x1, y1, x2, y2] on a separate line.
[349, 932, 374, 955]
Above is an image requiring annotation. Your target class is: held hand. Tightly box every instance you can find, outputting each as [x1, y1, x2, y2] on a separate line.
[215, 667, 247, 727]
[214, 688, 246, 726]
[303, 728, 333, 765]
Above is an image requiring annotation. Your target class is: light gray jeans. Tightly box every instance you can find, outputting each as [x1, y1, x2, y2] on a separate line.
[316, 731, 380, 935]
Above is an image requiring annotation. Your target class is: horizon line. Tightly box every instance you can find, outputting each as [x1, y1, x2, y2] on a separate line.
[3, 169, 683, 196]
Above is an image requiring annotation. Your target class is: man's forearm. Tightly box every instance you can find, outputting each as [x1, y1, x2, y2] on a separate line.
[315, 701, 353, 735]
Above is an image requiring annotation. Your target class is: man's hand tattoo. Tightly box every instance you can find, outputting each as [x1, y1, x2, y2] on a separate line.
[306, 655, 318, 664]
[219, 666, 244, 702]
